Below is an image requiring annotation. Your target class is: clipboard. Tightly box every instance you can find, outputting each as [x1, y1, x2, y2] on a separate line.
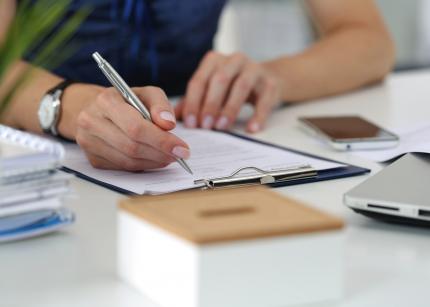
[61, 131, 370, 195]
[194, 165, 318, 189]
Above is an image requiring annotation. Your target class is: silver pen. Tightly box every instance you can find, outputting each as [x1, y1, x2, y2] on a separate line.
[92, 52, 193, 174]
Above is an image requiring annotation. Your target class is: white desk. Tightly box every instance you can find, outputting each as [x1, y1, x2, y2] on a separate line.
[2, 70, 430, 307]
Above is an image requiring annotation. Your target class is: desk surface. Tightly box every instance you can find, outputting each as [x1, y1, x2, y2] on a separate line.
[2, 70, 430, 307]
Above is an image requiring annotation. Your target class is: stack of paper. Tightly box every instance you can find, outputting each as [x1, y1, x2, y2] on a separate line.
[0, 125, 74, 243]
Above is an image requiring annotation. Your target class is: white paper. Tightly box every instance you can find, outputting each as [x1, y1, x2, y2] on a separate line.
[0, 198, 62, 218]
[353, 122, 430, 162]
[62, 124, 344, 194]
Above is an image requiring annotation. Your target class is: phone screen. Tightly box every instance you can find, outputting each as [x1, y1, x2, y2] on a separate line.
[301, 116, 397, 141]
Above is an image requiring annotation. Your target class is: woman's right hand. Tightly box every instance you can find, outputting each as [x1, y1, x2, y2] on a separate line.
[65, 85, 190, 171]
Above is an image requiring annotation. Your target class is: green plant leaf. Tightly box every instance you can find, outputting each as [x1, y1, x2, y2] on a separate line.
[0, 0, 90, 118]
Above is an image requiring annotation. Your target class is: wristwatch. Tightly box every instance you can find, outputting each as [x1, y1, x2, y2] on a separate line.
[38, 80, 74, 137]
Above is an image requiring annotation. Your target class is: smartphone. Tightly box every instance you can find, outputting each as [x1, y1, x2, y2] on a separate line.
[299, 115, 399, 151]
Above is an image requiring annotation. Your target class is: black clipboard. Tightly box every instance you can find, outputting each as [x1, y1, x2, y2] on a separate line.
[61, 132, 370, 195]
[229, 132, 369, 188]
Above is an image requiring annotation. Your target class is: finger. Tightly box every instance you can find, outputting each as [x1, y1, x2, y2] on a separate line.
[246, 83, 277, 133]
[182, 51, 221, 128]
[86, 153, 169, 171]
[200, 53, 248, 129]
[82, 154, 122, 170]
[81, 115, 175, 163]
[133, 86, 176, 131]
[174, 98, 185, 120]
[215, 63, 261, 130]
[78, 133, 171, 171]
[97, 91, 191, 159]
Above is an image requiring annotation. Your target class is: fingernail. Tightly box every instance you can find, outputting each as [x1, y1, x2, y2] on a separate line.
[215, 116, 229, 130]
[202, 115, 214, 129]
[172, 146, 190, 159]
[185, 114, 197, 128]
[249, 122, 261, 133]
[160, 111, 176, 124]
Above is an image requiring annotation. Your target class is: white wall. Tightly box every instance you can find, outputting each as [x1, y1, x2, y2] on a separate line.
[215, 0, 313, 61]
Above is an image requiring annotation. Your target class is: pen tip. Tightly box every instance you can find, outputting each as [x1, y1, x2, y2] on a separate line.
[181, 160, 193, 175]
[185, 166, 193, 175]
[176, 158, 193, 175]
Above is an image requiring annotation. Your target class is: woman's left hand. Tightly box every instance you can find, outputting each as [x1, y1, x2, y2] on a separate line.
[175, 51, 284, 133]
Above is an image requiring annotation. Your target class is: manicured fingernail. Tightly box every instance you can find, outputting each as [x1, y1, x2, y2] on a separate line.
[185, 114, 197, 128]
[249, 122, 261, 133]
[202, 115, 214, 129]
[160, 111, 176, 124]
[172, 146, 190, 159]
[215, 116, 229, 130]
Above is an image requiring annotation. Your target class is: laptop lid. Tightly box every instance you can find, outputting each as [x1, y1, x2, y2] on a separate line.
[344, 153, 430, 225]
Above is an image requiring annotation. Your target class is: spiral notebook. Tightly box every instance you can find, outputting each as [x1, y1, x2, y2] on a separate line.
[0, 125, 73, 242]
[0, 125, 65, 181]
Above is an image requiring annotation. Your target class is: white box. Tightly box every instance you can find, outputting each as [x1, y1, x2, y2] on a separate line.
[118, 187, 344, 307]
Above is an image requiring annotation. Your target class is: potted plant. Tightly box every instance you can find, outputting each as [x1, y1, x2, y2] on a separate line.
[0, 0, 88, 118]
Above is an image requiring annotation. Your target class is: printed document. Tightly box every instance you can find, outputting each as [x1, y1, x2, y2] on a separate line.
[62, 124, 344, 194]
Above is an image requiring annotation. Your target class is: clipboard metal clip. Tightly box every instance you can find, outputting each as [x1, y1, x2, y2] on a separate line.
[194, 165, 318, 189]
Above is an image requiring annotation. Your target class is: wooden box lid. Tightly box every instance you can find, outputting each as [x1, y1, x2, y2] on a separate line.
[119, 187, 344, 245]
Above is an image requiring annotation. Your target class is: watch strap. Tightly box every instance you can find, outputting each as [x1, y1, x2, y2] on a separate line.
[47, 79, 75, 95]
[43, 79, 75, 141]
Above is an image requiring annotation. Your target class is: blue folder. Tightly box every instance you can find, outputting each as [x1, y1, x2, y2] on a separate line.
[0, 208, 75, 243]
[62, 133, 370, 195]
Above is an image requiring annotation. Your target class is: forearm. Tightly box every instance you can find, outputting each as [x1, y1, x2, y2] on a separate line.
[0, 60, 103, 139]
[264, 25, 395, 102]
[0, 61, 63, 130]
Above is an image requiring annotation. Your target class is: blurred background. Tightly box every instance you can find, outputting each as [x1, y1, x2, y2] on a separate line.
[215, 0, 429, 71]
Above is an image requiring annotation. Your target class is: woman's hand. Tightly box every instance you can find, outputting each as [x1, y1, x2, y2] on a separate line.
[176, 51, 284, 133]
[73, 86, 190, 171]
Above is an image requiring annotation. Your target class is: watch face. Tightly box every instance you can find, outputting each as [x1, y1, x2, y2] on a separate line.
[38, 95, 58, 130]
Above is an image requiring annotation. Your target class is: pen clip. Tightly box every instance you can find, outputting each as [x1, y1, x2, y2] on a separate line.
[194, 165, 317, 189]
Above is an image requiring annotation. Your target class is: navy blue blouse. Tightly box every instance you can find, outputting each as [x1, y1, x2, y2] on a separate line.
[24, 0, 227, 96]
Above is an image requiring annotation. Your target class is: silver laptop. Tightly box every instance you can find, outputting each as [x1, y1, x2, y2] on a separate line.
[344, 153, 430, 226]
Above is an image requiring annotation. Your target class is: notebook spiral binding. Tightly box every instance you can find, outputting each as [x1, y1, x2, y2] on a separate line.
[0, 125, 65, 159]
[0, 125, 65, 182]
